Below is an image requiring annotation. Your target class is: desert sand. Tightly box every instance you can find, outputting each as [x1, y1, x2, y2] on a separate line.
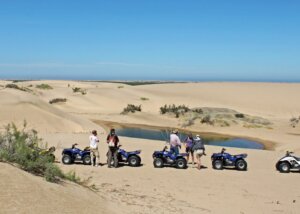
[0, 80, 300, 213]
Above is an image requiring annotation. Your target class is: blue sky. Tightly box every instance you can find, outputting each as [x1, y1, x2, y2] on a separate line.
[0, 0, 299, 81]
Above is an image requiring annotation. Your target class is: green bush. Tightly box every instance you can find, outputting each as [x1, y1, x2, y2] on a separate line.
[36, 84, 53, 90]
[235, 113, 245, 118]
[201, 115, 214, 125]
[5, 84, 30, 92]
[64, 170, 81, 183]
[49, 98, 67, 104]
[72, 87, 87, 95]
[0, 123, 69, 183]
[160, 104, 190, 117]
[290, 116, 300, 128]
[122, 104, 142, 114]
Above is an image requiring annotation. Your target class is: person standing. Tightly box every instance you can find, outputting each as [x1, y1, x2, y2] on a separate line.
[107, 128, 120, 168]
[192, 134, 205, 170]
[184, 134, 195, 165]
[89, 130, 100, 167]
[169, 129, 181, 155]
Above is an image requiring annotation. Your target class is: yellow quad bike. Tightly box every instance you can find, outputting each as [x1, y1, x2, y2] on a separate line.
[39, 146, 56, 162]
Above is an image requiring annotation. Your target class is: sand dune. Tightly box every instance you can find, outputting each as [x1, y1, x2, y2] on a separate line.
[1, 80, 300, 213]
[0, 86, 102, 133]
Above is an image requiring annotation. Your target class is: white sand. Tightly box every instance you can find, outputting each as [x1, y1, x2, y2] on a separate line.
[0, 80, 300, 213]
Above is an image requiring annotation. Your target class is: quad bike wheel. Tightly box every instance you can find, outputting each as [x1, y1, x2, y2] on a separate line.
[128, 155, 141, 167]
[62, 154, 72, 164]
[213, 159, 223, 170]
[83, 155, 92, 165]
[175, 158, 187, 169]
[153, 158, 164, 168]
[278, 162, 290, 173]
[235, 159, 247, 171]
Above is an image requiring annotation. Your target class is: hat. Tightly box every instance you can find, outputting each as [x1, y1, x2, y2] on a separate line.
[172, 129, 179, 134]
[195, 134, 201, 140]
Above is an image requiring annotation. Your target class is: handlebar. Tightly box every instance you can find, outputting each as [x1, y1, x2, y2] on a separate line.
[221, 148, 226, 153]
[72, 143, 78, 149]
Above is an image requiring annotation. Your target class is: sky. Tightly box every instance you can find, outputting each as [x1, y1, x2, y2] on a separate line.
[0, 0, 299, 81]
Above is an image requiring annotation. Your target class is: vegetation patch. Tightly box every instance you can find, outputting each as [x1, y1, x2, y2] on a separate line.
[290, 116, 300, 128]
[140, 97, 149, 101]
[118, 86, 124, 89]
[160, 105, 272, 128]
[122, 104, 142, 114]
[160, 104, 191, 118]
[72, 87, 87, 95]
[36, 83, 53, 90]
[0, 123, 78, 183]
[5, 84, 32, 92]
[49, 98, 67, 104]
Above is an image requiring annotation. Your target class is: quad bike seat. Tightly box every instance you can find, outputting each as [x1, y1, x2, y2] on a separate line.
[293, 156, 300, 161]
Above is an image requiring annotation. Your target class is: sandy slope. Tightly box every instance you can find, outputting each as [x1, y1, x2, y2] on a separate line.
[0, 86, 102, 133]
[1, 80, 300, 213]
[0, 163, 114, 214]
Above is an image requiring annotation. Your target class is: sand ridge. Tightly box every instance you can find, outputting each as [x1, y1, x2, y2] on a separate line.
[1, 80, 300, 213]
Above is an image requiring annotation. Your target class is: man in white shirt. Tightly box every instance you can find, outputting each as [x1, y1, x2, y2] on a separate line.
[170, 129, 181, 155]
[89, 130, 100, 167]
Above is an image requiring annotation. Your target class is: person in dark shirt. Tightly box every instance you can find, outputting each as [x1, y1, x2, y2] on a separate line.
[192, 135, 205, 170]
[106, 128, 120, 168]
[184, 134, 195, 166]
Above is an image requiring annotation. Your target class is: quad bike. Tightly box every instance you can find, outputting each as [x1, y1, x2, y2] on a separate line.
[211, 148, 248, 170]
[62, 144, 92, 165]
[107, 145, 142, 167]
[39, 146, 56, 162]
[276, 151, 300, 173]
[152, 146, 188, 169]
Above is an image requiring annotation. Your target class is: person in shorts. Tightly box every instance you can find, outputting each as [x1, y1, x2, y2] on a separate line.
[89, 130, 100, 167]
[192, 134, 205, 170]
[184, 134, 195, 165]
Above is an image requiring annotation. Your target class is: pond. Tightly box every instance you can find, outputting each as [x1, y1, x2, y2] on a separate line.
[116, 127, 264, 150]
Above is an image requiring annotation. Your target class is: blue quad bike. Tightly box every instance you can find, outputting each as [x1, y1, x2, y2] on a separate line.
[211, 148, 248, 171]
[107, 146, 142, 167]
[62, 143, 92, 165]
[152, 146, 188, 169]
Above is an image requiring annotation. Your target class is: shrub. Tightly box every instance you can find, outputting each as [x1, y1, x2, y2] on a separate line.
[201, 115, 214, 125]
[5, 84, 29, 92]
[140, 97, 149, 101]
[118, 86, 124, 89]
[0, 123, 63, 183]
[290, 116, 300, 128]
[49, 98, 67, 104]
[235, 113, 245, 118]
[72, 87, 87, 95]
[122, 104, 142, 114]
[64, 170, 81, 183]
[192, 108, 203, 114]
[0, 122, 84, 184]
[160, 104, 190, 117]
[36, 84, 53, 90]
